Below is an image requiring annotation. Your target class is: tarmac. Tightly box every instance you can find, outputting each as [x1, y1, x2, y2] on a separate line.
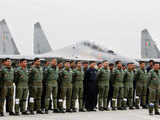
[1, 109, 160, 120]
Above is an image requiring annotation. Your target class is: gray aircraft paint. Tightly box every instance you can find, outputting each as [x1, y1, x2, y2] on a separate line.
[0, 19, 20, 55]
[141, 29, 160, 58]
[34, 22, 52, 54]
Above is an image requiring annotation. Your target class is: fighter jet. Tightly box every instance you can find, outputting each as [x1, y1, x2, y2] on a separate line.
[141, 29, 160, 59]
[34, 22, 52, 54]
[0, 19, 20, 55]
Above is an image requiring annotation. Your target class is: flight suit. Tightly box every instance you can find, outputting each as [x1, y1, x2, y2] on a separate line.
[0, 66, 14, 113]
[41, 66, 48, 110]
[45, 66, 59, 111]
[148, 70, 160, 115]
[14, 67, 29, 113]
[59, 68, 72, 111]
[71, 68, 84, 111]
[123, 69, 134, 109]
[28, 65, 43, 112]
[112, 68, 124, 110]
[97, 67, 110, 110]
[134, 68, 148, 108]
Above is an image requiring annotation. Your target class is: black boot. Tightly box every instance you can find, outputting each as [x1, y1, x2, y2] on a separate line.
[22, 111, 29, 115]
[37, 110, 44, 114]
[53, 109, 60, 113]
[30, 111, 35, 115]
[9, 112, 16, 116]
[72, 108, 77, 112]
[66, 109, 72, 113]
[45, 110, 48, 114]
[0, 112, 4, 117]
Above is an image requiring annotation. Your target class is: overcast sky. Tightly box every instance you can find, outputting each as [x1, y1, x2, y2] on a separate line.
[0, 0, 160, 58]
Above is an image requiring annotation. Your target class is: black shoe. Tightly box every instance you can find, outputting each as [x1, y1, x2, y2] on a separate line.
[79, 108, 86, 112]
[112, 108, 116, 111]
[53, 109, 60, 113]
[0, 112, 4, 117]
[117, 107, 124, 110]
[9, 112, 16, 116]
[142, 105, 148, 109]
[72, 108, 77, 112]
[59, 109, 66, 113]
[30, 111, 35, 115]
[45, 110, 48, 114]
[149, 113, 153, 115]
[66, 109, 72, 112]
[37, 110, 44, 114]
[129, 107, 134, 110]
[155, 112, 160, 115]
[15, 112, 20, 116]
[104, 107, 110, 111]
[123, 107, 127, 110]
[22, 111, 29, 115]
[135, 106, 140, 109]
[99, 107, 104, 111]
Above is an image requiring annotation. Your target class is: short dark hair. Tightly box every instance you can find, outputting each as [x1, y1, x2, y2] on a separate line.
[20, 59, 27, 63]
[115, 60, 121, 65]
[83, 61, 88, 64]
[139, 61, 145, 64]
[149, 60, 154, 63]
[97, 62, 102, 66]
[103, 60, 108, 63]
[34, 58, 40, 62]
[4, 58, 11, 62]
[109, 63, 114, 66]
[127, 62, 133, 66]
[90, 61, 96, 64]
[64, 60, 70, 63]
[76, 61, 81, 64]
[153, 62, 159, 66]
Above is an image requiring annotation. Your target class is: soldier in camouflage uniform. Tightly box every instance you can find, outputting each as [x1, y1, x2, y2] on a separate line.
[14, 59, 29, 115]
[59, 61, 72, 113]
[0, 58, 15, 116]
[71, 61, 86, 112]
[28, 58, 44, 114]
[45, 59, 60, 114]
[97, 60, 110, 111]
[134, 61, 148, 109]
[148, 62, 160, 115]
[123, 63, 134, 110]
[111, 61, 125, 110]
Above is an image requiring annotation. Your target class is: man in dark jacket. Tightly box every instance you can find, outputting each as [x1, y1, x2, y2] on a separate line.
[84, 61, 98, 111]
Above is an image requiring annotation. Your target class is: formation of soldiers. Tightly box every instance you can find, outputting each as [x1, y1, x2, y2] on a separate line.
[0, 58, 159, 117]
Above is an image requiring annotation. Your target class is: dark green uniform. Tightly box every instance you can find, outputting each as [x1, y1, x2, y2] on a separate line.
[14, 66, 29, 113]
[112, 68, 124, 110]
[45, 66, 59, 111]
[0, 66, 14, 113]
[97, 67, 110, 110]
[71, 68, 84, 111]
[59, 68, 72, 111]
[123, 69, 134, 109]
[135, 68, 148, 108]
[148, 70, 160, 115]
[28, 65, 43, 112]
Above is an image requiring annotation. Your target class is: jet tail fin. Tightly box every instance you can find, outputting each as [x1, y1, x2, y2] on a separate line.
[0, 19, 20, 55]
[141, 29, 160, 58]
[33, 22, 52, 54]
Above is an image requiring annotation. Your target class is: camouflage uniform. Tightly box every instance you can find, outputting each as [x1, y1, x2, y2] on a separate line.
[28, 65, 43, 112]
[71, 68, 84, 111]
[45, 66, 59, 111]
[0, 66, 14, 113]
[134, 68, 148, 108]
[123, 69, 134, 109]
[148, 70, 160, 115]
[97, 67, 110, 110]
[112, 68, 124, 110]
[14, 66, 29, 113]
[59, 68, 72, 111]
